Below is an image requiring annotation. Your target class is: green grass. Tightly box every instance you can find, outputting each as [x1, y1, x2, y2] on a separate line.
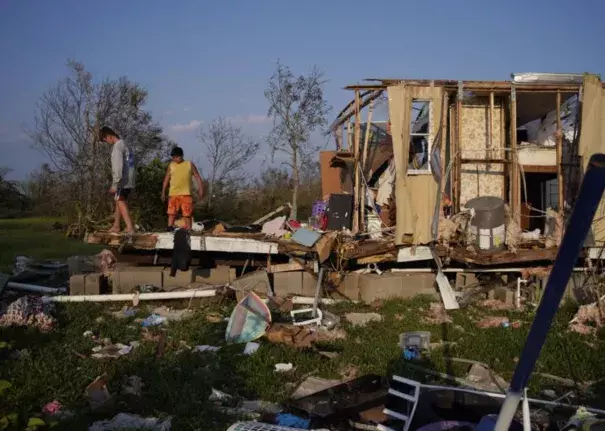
[1, 218, 605, 430]
[0, 218, 103, 273]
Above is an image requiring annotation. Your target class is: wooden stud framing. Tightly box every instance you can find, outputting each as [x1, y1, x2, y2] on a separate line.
[360, 100, 374, 232]
[455, 83, 463, 211]
[556, 90, 564, 210]
[500, 96, 507, 201]
[510, 85, 519, 223]
[488, 91, 494, 172]
[353, 90, 361, 233]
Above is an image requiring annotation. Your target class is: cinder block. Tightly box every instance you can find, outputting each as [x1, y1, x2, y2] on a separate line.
[194, 266, 236, 286]
[273, 272, 303, 296]
[455, 272, 479, 290]
[359, 273, 437, 303]
[301, 272, 318, 297]
[70, 274, 86, 295]
[334, 273, 360, 300]
[493, 286, 515, 305]
[232, 270, 271, 300]
[162, 268, 194, 289]
[112, 267, 163, 294]
[84, 273, 105, 295]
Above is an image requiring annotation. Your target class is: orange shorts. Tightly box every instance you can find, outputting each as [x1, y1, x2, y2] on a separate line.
[167, 195, 193, 217]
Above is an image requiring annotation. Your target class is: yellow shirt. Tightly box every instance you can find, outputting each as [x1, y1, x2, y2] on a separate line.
[169, 161, 192, 196]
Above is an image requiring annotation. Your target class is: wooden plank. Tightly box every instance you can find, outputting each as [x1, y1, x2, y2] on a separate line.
[87, 232, 158, 250]
[448, 247, 558, 266]
[556, 90, 564, 209]
[268, 262, 305, 273]
[501, 96, 507, 201]
[341, 240, 399, 259]
[360, 100, 374, 232]
[521, 165, 557, 174]
[510, 87, 519, 224]
[353, 89, 361, 233]
[461, 159, 508, 164]
[455, 93, 462, 211]
[488, 91, 494, 171]
[431, 248, 459, 310]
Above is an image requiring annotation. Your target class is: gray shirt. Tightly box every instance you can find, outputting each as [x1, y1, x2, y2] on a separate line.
[111, 139, 136, 189]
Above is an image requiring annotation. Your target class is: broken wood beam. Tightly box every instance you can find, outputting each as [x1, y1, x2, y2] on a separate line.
[251, 203, 292, 225]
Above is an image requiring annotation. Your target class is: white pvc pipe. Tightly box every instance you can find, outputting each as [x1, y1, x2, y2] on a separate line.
[44, 289, 216, 303]
[419, 383, 605, 415]
[7, 282, 66, 295]
[522, 389, 531, 431]
[494, 392, 523, 431]
[390, 267, 589, 274]
[290, 296, 358, 305]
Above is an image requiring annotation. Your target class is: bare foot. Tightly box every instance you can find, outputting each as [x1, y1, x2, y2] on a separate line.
[108, 227, 120, 234]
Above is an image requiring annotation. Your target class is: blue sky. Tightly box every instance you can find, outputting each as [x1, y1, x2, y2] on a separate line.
[1, 0, 604, 180]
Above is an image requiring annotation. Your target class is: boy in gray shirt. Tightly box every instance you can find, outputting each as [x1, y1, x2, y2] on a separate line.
[100, 126, 135, 234]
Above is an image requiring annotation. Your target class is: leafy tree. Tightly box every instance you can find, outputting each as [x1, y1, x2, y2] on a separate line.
[265, 61, 331, 220]
[29, 61, 170, 235]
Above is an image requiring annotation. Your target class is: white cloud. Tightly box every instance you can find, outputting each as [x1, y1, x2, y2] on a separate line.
[229, 114, 271, 125]
[183, 107, 191, 112]
[170, 120, 202, 132]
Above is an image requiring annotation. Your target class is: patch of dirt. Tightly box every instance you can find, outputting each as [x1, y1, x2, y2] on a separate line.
[477, 299, 514, 311]
[569, 303, 602, 335]
[339, 364, 359, 381]
[422, 303, 453, 325]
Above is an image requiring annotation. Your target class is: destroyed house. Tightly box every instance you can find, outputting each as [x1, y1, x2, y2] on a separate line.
[323, 73, 605, 266]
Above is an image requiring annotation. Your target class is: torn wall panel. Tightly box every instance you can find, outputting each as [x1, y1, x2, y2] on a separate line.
[458, 98, 506, 205]
[579, 75, 605, 244]
[388, 84, 442, 245]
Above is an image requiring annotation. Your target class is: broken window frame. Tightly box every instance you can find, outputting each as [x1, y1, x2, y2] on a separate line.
[408, 99, 432, 175]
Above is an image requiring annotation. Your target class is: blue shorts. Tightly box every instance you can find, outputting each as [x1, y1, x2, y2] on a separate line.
[114, 188, 131, 201]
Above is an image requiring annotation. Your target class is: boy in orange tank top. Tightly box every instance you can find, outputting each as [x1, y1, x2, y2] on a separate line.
[161, 146, 204, 230]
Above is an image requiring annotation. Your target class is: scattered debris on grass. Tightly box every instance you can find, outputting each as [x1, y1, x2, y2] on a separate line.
[570, 302, 603, 335]
[192, 345, 221, 353]
[266, 323, 316, 348]
[122, 375, 144, 397]
[141, 313, 167, 327]
[85, 374, 113, 411]
[42, 400, 61, 416]
[205, 312, 224, 323]
[91, 341, 138, 359]
[88, 413, 172, 431]
[109, 306, 137, 319]
[476, 316, 521, 329]
[274, 363, 294, 373]
[0, 296, 55, 332]
[339, 364, 359, 381]
[291, 377, 342, 399]
[243, 341, 260, 355]
[344, 312, 382, 327]
[478, 299, 514, 311]
[422, 302, 453, 325]
[465, 363, 508, 392]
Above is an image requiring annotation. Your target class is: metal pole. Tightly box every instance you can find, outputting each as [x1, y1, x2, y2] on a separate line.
[311, 266, 325, 318]
[494, 153, 605, 431]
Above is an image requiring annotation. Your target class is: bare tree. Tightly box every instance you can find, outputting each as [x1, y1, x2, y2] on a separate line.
[264, 61, 331, 219]
[198, 117, 260, 204]
[29, 61, 169, 234]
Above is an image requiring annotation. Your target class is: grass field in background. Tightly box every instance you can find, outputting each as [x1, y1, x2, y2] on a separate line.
[0, 218, 103, 273]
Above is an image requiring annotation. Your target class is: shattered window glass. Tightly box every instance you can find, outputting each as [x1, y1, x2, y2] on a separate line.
[409, 100, 431, 172]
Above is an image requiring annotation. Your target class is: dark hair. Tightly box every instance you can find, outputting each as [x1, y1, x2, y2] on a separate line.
[170, 146, 184, 157]
[100, 126, 120, 140]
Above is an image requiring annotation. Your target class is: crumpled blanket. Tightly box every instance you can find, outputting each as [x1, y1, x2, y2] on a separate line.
[0, 296, 56, 332]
